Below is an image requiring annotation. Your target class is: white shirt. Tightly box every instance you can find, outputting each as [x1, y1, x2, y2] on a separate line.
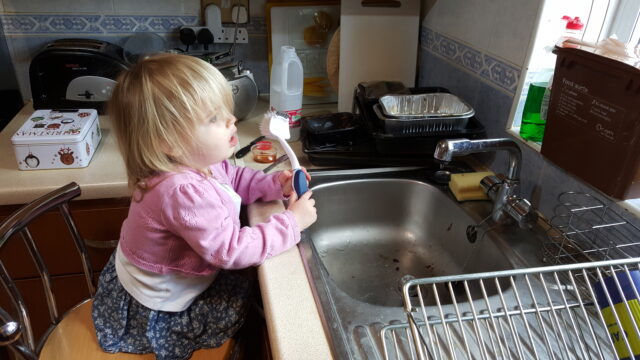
[115, 179, 242, 312]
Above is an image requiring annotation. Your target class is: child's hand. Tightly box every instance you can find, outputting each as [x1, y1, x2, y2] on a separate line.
[287, 190, 317, 230]
[279, 168, 311, 197]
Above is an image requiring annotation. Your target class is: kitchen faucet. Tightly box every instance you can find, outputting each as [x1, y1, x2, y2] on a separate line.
[434, 138, 538, 228]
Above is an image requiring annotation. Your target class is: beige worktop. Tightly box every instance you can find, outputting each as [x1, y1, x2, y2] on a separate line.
[0, 104, 130, 205]
[0, 96, 335, 359]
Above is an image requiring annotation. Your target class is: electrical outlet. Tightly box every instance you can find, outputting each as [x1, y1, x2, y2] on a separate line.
[202, 0, 250, 24]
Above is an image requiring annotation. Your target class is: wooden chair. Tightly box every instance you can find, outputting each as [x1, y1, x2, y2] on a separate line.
[0, 183, 237, 360]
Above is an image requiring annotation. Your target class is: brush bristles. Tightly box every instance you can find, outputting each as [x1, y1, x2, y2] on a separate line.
[260, 110, 291, 140]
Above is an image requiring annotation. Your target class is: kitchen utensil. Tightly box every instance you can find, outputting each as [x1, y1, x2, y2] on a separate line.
[373, 104, 470, 135]
[379, 93, 475, 119]
[303, 112, 360, 145]
[326, 27, 340, 92]
[260, 111, 308, 196]
[235, 135, 265, 159]
[263, 154, 289, 173]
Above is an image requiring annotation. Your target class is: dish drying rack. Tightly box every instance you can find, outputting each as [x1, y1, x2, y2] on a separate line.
[380, 192, 640, 360]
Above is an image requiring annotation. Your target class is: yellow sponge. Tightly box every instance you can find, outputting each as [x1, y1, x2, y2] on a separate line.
[448, 171, 494, 201]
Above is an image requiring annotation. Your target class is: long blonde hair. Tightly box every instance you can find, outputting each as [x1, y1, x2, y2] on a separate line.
[108, 53, 234, 190]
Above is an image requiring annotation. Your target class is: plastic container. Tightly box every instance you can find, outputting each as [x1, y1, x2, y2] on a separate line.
[270, 46, 303, 141]
[562, 16, 584, 39]
[539, 16, 585, 122]
[520, 69, 554, 142]
[251, 140, 277, 163]
[541, 43, 640, 200]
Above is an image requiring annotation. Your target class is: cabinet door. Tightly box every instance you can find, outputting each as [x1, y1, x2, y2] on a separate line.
[0, 198, 129, 280]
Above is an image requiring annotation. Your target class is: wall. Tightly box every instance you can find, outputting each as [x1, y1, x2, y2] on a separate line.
[0, 0, 271, 99]
[419, 0, 640, 223]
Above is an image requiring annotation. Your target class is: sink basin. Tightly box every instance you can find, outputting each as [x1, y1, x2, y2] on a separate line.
[298, 167, 547, 360]
[307, 178, 513, 307]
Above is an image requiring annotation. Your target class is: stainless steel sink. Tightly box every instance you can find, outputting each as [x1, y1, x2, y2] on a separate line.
[299, 167, 548, 360]
[309, 177, 513, 307]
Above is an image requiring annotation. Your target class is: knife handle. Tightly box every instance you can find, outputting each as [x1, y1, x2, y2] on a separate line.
[235, 136, 265, 159]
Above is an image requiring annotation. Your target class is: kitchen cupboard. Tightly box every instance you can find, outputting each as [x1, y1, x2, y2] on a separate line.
[0, 197, 273, 360]
[0, 197, 129, 340]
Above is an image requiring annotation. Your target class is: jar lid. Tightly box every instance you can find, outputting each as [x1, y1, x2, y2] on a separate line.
[253, 140, 273, 150]
[564, 16, 584, 30]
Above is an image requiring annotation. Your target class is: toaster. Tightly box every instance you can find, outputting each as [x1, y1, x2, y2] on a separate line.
[29, 39, 129, 113]
[218, 62, 258, 120]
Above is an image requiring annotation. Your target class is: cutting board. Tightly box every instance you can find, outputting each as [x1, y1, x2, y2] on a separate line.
[338, 0, 420, 112]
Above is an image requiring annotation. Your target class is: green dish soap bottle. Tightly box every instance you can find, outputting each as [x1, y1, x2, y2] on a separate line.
[520, 69, 553, 142]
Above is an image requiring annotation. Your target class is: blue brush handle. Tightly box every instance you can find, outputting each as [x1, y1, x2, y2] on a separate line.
[293, 169, 308, 197]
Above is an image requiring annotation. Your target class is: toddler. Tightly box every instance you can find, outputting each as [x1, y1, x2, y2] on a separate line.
[91, 53, 317, 360]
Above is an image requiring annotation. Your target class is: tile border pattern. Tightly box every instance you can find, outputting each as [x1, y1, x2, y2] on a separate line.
[421, 26, 520, 95]
[1, 14, 267, 35]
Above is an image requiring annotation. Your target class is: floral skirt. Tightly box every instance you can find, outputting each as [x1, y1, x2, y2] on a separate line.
[91, 254, 252, 360]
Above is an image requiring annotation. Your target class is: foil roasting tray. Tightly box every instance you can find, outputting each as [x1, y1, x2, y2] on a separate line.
[379, 93, 475, 119]
[373, 103, 470, 135]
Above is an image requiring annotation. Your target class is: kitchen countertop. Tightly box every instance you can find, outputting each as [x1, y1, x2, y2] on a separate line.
[0, 103, 130, 205]
[0, 96, 335, 359]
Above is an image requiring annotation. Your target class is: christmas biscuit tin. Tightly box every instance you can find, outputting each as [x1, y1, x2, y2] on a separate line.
[11, 109, 102, 170]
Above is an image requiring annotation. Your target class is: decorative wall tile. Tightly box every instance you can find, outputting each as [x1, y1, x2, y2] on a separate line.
[2, 0, 113, 14]
[421, 26, 521, 95]
[1, 14, 198, 34]
[113, 0, 199, 15]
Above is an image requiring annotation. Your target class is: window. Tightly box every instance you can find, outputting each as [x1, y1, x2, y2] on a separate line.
[508, 0, 640, 147]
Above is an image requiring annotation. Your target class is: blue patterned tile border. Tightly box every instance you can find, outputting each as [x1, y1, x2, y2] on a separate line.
[421, 27, 520, 95]
[1, 14, 198, 34]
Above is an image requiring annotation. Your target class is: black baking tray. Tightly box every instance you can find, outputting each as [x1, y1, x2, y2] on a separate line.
[302, 85, 486, 166]
[370, 117, 486, 154]
[303, 112, 360, 145]
[302, 117, 485, 166]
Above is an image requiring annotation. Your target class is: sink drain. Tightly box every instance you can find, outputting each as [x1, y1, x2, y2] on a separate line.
[466, 225, 478, 243]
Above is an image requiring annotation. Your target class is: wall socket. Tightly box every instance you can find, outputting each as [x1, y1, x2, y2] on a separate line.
[202, 0, 250, 24]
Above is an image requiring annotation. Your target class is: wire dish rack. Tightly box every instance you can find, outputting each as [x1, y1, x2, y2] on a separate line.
[543, 192, 640, 264]
[380, 192, 640, 360]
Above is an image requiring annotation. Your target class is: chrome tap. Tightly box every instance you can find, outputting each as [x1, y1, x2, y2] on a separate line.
[434, 138, 538, 228]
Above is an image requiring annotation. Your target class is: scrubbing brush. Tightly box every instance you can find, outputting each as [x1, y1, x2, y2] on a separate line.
[260, 111, 308, 197]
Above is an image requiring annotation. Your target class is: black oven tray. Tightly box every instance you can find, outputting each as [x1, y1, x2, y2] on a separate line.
[301, 85, 486, 166]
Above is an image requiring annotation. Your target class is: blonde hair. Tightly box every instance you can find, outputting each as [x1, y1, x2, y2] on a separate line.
[108, 53, 234, 190]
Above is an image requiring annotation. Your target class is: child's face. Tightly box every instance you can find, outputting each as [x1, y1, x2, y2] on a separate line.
[190, 110, 238, 168]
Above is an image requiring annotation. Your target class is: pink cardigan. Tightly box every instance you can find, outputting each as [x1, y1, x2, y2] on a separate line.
[119, 160, 300, 276]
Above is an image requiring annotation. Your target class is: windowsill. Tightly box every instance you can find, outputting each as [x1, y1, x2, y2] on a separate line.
[619, 199, 640, 219]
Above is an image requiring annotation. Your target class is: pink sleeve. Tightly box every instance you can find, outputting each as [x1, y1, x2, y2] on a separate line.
[161, 182, 300, 269]
[219, 160, 284, 204]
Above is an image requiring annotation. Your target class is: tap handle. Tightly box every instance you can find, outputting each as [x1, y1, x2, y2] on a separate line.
[505, 197, 538, 229]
